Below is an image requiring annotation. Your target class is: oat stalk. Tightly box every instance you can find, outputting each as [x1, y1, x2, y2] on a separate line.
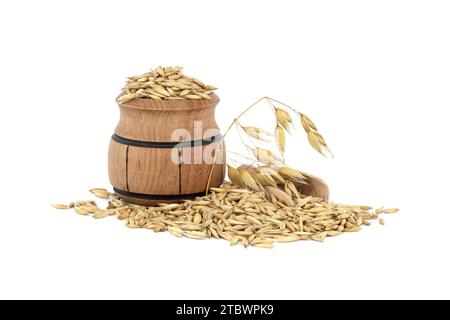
[206, 97, 332, 194]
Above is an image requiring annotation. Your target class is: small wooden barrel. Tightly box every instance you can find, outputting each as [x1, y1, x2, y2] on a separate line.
[108, 93, 225, 205]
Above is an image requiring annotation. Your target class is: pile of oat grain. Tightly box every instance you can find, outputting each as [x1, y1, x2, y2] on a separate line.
[118, 66, 217, 103]
[53, 185, 398, 248]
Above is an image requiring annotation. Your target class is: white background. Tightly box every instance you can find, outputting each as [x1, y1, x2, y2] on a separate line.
[0, 0, 449, 300]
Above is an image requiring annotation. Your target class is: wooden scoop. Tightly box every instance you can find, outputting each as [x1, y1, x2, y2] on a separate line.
[297, 172, 330, 202]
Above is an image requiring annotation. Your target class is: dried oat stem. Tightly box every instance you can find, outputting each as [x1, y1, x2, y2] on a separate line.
[206, 96, 267, 193]
[226, 150, 260, 163]
[206, 96, 331, 194]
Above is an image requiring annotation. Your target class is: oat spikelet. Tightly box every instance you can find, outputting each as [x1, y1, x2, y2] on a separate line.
[299, 113, 317, 131]
[255, 166, 286, 184]
[275, 126, 286, 158]
[307, 131, 323, 155]
[296, 111, 333, 157]
[255, 166, 276, 175]
[264, 186, 295, 207]
[253, 171, 278, 187]
[253, 148, 282, 166]
[239, 168, 260, 190]
[278, 167, 306, 184]
[242, 126, 273, 141]
[313, 131, 333, 157]
[275, 108, 293, 132]
[227, 165, 243, 186]
[285, 181, 300, 199]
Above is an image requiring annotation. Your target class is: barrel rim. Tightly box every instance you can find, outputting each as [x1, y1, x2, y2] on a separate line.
[116, 93, 220, 111]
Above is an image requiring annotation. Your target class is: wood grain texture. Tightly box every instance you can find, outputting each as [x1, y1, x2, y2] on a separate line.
[297, 172, 330, 202]
[108, 93, 226, 205]
[180, 140, 225, 194]
[108, 140, 128, 191]
[115, 93, 221, 142]
[126, 146, 180, 195]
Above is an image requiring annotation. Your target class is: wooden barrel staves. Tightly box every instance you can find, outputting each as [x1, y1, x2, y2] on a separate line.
[108, 93, 225, 205]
